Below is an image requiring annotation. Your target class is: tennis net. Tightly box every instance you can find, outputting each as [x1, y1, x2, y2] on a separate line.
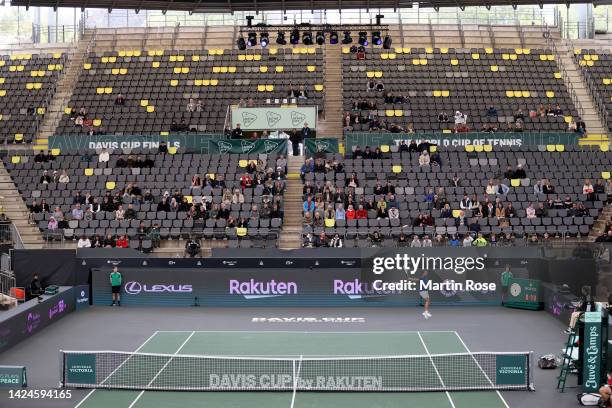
[60, 350, 534, 392]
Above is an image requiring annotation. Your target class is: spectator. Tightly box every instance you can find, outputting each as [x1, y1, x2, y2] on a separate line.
[542, 179, 555, 194]
[157, 196, 171, 212]
[422, 235, 433, 247]
[315, 232, 327, 248]
[494, 180, 509, 195]
[410, 235, 422, 247]
[114, 205, 125, 220]
[553, 103, 563, 116]
[72, 203, 84, 220]
[115, 235, 129, 248]
[58, 170, 70, 183]
[303, 233, 315, 247]
[438, 112, 449, 122]
[388, 206, 399, 219]
[301, 122, 312, 140]
[356, 204, 367, 219]
[346, 205, 356, 219]
[535, 202, 548, 218]
[462, 234, 474, 247]
[329, 233, 343, 248]
[486, 105, 498, 117]
[47, 216, 58, 231]
[158, 140, 168, 154]
[473, 233, 488, 247]
[125, 204, 137, 220]
[186, 98, 196, 112]
[114, 94, 125, 106]
[40, 170, 52, 184]
[514, 164, 526, 179]
[335, 204, 346, 220]
[99, 148, 110, 163]
[184, 236, 201, 257]
[196, 99, 204, 111]
[77, 235, 91, 248]
[495, 202, 505, 219]
[582, 178, 594, 196]
[526, 203, 536, 218]
[459, 194, 472, 210]
[418, 151, 430, 166]
[231, 123, 243, 139]
[454, 111, 466, 126]
[370, 231, 383, 246]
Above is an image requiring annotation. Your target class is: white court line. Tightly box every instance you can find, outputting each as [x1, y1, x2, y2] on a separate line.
[127, 331, 196, 408]
[453, 332, 510, 408]
[417, 332, 456, 408]
[155, 330, 459, 334]
[74, 331, 160, 408]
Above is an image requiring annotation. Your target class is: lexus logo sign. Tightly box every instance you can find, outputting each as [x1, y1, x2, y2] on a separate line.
[124, 281, 193, 295]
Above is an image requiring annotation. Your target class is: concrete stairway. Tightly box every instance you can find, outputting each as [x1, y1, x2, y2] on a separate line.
[556, 41, 608, 137]
[589, 204, 611, 241]
[317, 45, 343, 138]
[0, 161, 44, 248]
[278, 155, 305, 250]
[34, 33, 92, 150]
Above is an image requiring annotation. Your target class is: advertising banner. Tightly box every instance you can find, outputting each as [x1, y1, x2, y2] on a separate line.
[75, 285, 90, 310]
[208, 139, 287, 155]
[345, 132, 580, 153]
[582, 311, 603, 393]
[0, 366, 27, 388]
[305, 138, 340, 155]
[48, 134, 225, 152]
[504, 278, 543, 310]
[495, 355, 528, 386]
[64, 354, 96, 386]
[231, 107, 317, 130]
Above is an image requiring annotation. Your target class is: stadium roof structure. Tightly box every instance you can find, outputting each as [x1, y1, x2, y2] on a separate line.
[10, 0, 612, 13]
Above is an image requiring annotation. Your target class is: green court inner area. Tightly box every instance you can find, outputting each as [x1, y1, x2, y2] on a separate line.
[74, 331, 511, 408]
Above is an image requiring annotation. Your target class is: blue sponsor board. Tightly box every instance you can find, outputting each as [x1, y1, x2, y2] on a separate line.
[75, 285, 90, 310]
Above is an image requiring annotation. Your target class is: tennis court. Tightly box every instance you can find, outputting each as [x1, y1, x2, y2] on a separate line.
[72, 331, 526, 408]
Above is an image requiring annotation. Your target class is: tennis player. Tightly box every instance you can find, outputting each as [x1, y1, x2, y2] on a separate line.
[110, 266, 122, 307]
[419, 270, 432, 319]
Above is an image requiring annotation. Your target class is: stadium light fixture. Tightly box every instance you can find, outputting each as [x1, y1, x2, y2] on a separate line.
[372, 31, 382, 46]
[302, 31, 313, 45]
[383, 35, 392, 49]
[290, 28, 300, 45]
[342, 31, 353, 44]
[260, 32, 270, 48]
[315, 31, 325, 46]
[276, 31, 287, 45]
[358, 31, 369, 46]
[247, 32, 257, 47]
[329, 31, 339, 44]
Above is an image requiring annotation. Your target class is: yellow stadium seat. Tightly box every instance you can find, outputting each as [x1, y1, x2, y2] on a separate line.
[194, 80, 202, 86]
[604, 78, 611, 85]
[375, 71, 383, 78]
[236, 228, 247, 237]
[208, 49, 217, 55]
[0, 78, 4, 84]
[170, 79, 178, 87]
[490, 65, 498, 72]
[140, 99, 149, 107]
[14, 134, 23, 142]
[96, 87, 104, 94]
[146, 105, 155, 113]
[425, 47, 433, 54]
[521, 91, 530, 98]
[119, 68, 127, 75]
[253, 54, 262, 60]
[452, 210, 462, 218]
[307, 65, 315, 72]
[546, 145, 555, 152]
[502, 54, 510, 60]
[513, 90, 522, 98]
[51, 148, 60, 156]
[539, 54, 547, 61]
[192, 55, 200, 62]
[402, 47, 410, 53]
[442, 129, 452, 134]
[465, 145, 475, 152]
[555, 145, 565, 152]
[246, 55, 254, 61]
[380, 145, 390, 153]
[510, 179, 520, 187]
[546, 55, 554, 61]
[210, 79, 219, 86]
[275, 66, 284, 73]
[259, 66, 268, 73]
[219, 67, 228, 73]
[554, 72, 562, 79]
[412, 59, 420, 65]
[160, 131, 169, 136]
[388, 53, 396, 60]
[441, 90, 450, 97]
[485, 48, 493, 54]
[430, 145, 437, 152]
[450, 59, 459, 66]
[474, 145, 484, 152]
[314, 84, 324, 91]
[106, 181, 116, 190]
[506, 90, 514, 98]
[101, 57, 108, 63]
[84, 168, 94, 176]
[37, 107, 45, 115]
[602, 171, 610, 180]
[483, 145, 493, 152]
[564, 116, 572, 124]
[168, 147, 178, 155]
[307, 48, 315, 54]
[420, 59, 427, 65]
[212, 66, 221, 73]
[380, 53, 388, 60]
[239, 159, 248, 168]
[394, 48, 403, 54]
[385, 110, 394, 117]
[33, 82, 42, 89]
[111, 68, 120, 75]
[325, 219, 335, 228]
[509, 54, 517, 60]
[574, 49, 582, 55]
[238, 55, 246, 61]
[64, 107, 72, 114]
[394, 110, 403, 117]
[109, 56, 117, 63]
[93, 119, 101, 127]
[152, 61, 160, 68]
[586, 60, 594, 67]
[47, 64, 56, 70]
[546, 91, 555, 98]
[155, 50, 163, 57]
[202, 80, 211, 86]
[591, 54, 599, 61]
[10, 156, 20, 164]
[265, 85, 274, 92]
[0, 90, 5, 97]
[342, 47, 350, 54]
[366, 71, 375, 78]
[601, 143, 609, 152]
[392, 165, 402, 174]
[269, 48, 277, 55]
[433, 90, 442, 97]
[206, 173, 215, 180]
[0, 61, 4, 67]
[228, 66, 237, 73]
[176, 55, 185, 62]
[104, 87, 112, 94]
[440, 47, 449, 54]
[471, 53, 480, 59]
[523, 49, 531, 55]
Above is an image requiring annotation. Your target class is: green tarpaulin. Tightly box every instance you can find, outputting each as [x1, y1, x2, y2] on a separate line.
[305, 138, 340, 154]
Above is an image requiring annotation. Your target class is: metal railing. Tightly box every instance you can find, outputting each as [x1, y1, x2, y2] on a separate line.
[0, 270, 16, 299]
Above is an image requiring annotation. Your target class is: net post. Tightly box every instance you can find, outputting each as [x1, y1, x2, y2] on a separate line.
[58, 350, 65, 388]
[528, 351, 535, 391]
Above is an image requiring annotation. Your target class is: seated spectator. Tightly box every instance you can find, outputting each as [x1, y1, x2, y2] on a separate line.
[375, 81, 385, 92]
[186, 98, 196, 112]
[526, 203, 536, 218]
[486, 105, 498, 117]
[495, 203, 505, 219]
[505, 203, 516, 218]
[397, 232, 409, 247]
[157, 196, 171, 212]
[459, 194, 472, 210]
[98, 147, 110, 163]
[494, 180, 509, 195]
[513, 108, 525, 122]
[370, 231, 383, 246]
[356, 204, 367, 219]
[441, 203, 453, 218]
[313, 212, 324, 228]
[448, 235, 460, 246]
[125, 204, 137, 220]
[454, 111, 466, 126]
[115, 235, 129, 248]
[514, 164, 526, 179]
[58, 170, 70, 183]
[422, 235, 433, 247]
[303, 233, 315, 248]
[462, 234, 474, 247]
[503, 166, 515, 180]
[366, 79, 376, 92]
[47, 216, 58, 231]
[535, 202, 548, 218]
[388, 206, 399, 219]
[335, 204, 346, 220]
[315, 232, 327, 248]
[40, 170, 52, 184]
[114, 205, 125, 220]
[195, 99, 204, 111]
[114, 94, 125, 106]
[473, 233, 488, 247]
[542, 179, 555, 194]
[346, 205, 356, 219]
[329, 233, 343, 248]
[552, 103, 563, 116]
[410, 235, 422, 247]
[438, 112, 449, 122]
[77, 235, 91, 248]
[418, 151, 430, 166]
[72, 203, 84, 220]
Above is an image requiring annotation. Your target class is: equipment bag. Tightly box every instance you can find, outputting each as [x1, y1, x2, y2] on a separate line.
[577, 393, 602, 406]
[538, 354, 557, 369]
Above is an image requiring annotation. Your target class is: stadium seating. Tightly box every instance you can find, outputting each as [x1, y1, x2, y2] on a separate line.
[55, 48, 324, 135]
[7, 149, 285, 249]
[0, 52, 66, 143]
[301, 144, 609, 247]
[343, 47, 580, 133]
[575, 49, 612, 133]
